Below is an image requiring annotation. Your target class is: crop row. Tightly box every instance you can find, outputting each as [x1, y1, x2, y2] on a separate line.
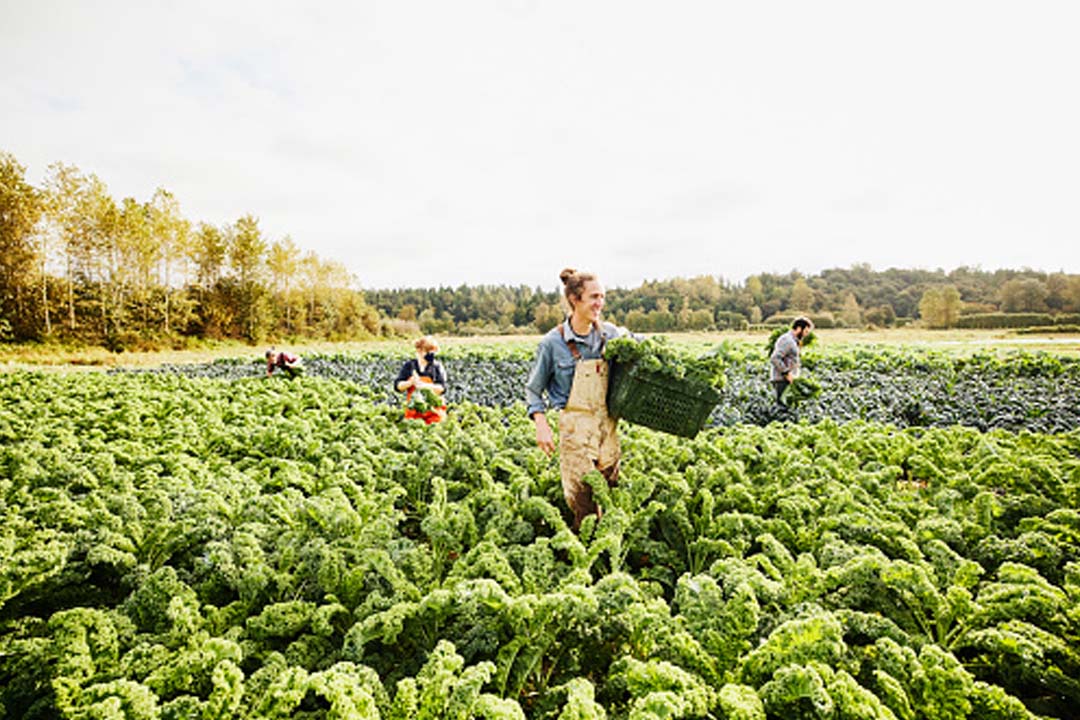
[2, 372, 1079, 718]
[119, 346, 1080, 433]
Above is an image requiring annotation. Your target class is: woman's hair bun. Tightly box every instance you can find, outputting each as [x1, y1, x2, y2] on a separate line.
[559, 268, 577, 285]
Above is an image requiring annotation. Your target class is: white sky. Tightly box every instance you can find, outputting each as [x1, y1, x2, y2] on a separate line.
[3, 0, 1079, 290]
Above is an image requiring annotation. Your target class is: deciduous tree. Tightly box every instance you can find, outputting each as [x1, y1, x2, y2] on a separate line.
[149, 189, 189, 334]
[268, 235, 301, 334]
[789, 277, 814, 312]
[999, 277, 1049, 313]
[918, 285, 961, 328]
[43, 162, 88, 331]
[229, 214, 269, 341]
[0, 151, 42, 339]
[839, 292, 863, 327]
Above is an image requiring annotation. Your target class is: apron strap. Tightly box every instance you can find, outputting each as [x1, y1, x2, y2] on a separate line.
[559, 320, 606, 360]
[559, 323, 582, 360]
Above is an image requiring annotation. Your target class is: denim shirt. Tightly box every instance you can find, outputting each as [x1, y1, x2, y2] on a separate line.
[525, 319, 630, 417]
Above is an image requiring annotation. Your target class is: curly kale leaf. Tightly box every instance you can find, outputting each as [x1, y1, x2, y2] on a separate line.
[605, 336, 727, 390]
[407, 387, 442, 414]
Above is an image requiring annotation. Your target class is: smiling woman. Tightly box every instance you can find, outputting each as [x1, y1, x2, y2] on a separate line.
[524, 267, 639, 531]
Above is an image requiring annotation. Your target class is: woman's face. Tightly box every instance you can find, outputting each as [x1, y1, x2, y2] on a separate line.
[571, 279, 605, 324]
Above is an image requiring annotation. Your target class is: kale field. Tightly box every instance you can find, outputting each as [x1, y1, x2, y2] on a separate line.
[119, 343, 1080, 433]
[2, 343, 1079, 718]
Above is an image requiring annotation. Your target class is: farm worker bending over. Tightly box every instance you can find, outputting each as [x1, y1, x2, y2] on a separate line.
[266, 348, 303, 378]
[395, 336, 448, 424]
[769, 316, 813, 404]
[526, 268, 636, 531]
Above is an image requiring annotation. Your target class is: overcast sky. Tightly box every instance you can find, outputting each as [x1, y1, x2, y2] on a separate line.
[3, 1, 1078, 290]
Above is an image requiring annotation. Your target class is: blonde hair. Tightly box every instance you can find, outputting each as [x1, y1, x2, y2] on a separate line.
[414, 336, 439, 354]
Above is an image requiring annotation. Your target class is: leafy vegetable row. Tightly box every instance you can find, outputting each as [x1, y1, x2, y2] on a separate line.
[117, 344, 1080, 433]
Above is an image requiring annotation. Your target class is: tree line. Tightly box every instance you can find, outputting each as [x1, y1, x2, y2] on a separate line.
[6, 149, 1080, 345]
[1, 151, 381, 348]
[369, 266, 1080, 334]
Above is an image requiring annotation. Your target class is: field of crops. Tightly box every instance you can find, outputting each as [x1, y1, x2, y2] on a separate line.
[118, 343, 1080, 433]
[2, 343, 1079, 718]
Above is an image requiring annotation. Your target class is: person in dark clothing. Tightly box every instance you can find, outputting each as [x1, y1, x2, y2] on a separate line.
[395, 336, 448, 423]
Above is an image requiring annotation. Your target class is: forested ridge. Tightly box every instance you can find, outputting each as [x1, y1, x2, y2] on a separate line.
[4, 150, 1080, 347]
[366, 267, 1080, 336]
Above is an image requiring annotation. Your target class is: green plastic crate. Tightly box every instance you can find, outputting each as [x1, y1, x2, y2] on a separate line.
[606, 360, 720, 438]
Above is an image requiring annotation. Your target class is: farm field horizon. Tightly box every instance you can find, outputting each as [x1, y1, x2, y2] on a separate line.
[2, 327, 1078, 372]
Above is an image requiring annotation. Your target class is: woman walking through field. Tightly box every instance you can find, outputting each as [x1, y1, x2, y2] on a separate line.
[525, 268, 635, 531]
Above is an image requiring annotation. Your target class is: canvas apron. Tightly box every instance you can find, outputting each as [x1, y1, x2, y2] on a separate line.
[558, 325, 620, 530]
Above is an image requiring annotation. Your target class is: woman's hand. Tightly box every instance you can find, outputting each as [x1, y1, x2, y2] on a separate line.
[533, 413, 555, 455]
